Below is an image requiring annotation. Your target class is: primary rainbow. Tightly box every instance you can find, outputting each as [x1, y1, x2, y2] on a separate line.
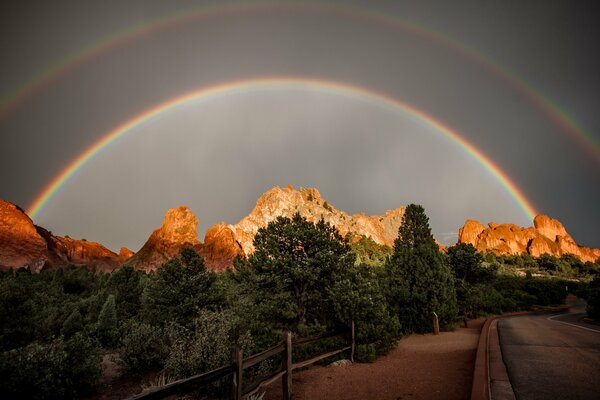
[1, 1, 598, 167]
[27, 77, 538, 221]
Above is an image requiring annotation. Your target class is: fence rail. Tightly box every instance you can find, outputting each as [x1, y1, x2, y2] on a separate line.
[128, 321, 355, 400]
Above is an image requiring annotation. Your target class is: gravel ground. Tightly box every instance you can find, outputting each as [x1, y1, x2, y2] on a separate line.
[265, 319, 485, 400]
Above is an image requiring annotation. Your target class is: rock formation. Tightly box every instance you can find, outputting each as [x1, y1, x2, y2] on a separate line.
[199, 223, 244, 272]
[0, 199, 120, 272]
[458, 214, 600, 262]
[126, 206, 202, 272]
[128, 186, 407, 272]
[229, 186, 405, 255]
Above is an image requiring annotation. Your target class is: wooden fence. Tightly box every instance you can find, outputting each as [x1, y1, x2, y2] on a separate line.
[129, 321, 355, 400]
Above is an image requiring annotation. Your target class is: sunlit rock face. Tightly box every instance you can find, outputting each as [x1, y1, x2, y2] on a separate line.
[230, 185, 405, 255]
[127, 186, 407, 272]
[230, 186, 404, 255]
[0, 199, 50, 271]
[199, 223, 244, 273]
[126, 206, 202, 272]
[0, 199, 120, 272]
[458, 214, 600, 262]
[118, 247, 134, 263]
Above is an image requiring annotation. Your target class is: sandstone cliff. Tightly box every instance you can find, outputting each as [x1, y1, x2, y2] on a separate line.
[128, 186, 406, 272]
[126, 206, 202, 272]
[0, 199, 120, 272]
[458, 214, 600, 262]
[229, 186, 405, 255]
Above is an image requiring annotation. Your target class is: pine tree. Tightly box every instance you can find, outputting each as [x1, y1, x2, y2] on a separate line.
[386, 204, 457, 333]
[141, 248, 219, 327]
[97, 294, 118, 347]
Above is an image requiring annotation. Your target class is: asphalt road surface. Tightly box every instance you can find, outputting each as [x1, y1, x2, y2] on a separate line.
[498, 300, 600, 400]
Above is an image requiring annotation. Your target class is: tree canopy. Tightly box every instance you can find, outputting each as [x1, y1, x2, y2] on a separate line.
[386, 204, 457, 333]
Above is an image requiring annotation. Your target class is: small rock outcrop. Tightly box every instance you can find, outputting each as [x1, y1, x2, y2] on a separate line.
[199, 223, 244, 272]
[0, 200, 50, 270]
[126, 206, 202, 272]
[458, 214, 600, 262]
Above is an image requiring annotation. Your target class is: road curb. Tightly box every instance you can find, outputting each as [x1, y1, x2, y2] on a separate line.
[470, 306, 569, 400]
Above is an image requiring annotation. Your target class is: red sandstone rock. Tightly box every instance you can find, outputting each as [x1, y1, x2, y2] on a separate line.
[126, 206, 203, 272]
[457, 220, 486, 246]
[199, 223, 244, 272]
[118, 247, 134, 262]
[0, 199, 120, 272]
[0, 200, 50, 271]
[231, 186, 405, 255]
[457, 214, 600, 262]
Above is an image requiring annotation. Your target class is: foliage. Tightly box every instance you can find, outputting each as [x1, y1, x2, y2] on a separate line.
[97, 294, 118, 347]
[329, 264, 400, 359]
[106, 264, 146, 321]
[386, 204, 457, 333]
[350, 235, 392, 267]
[238, 213, 355, 331]
[165, 310, 254, 378]
[0, 333, 100, 399]
[447, 243, 489, 284]
[141, 248, 219, 327]
[119, 320, 168, 375]
[585, 277, 600, 320]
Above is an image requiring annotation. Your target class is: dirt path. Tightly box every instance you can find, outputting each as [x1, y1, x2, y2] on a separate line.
[265, 319, 485, 400]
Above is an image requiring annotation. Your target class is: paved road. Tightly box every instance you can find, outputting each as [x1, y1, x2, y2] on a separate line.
[498, 301, 600, 400]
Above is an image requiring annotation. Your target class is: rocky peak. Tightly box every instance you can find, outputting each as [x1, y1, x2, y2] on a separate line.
[533, 214, 573, 242]
[457, 220, 486, 246]
[0, 199, 120, 272]
[154, 206, 200, 245]
[231, 185, 405, 255]
[126, 206, 201, 272]
[457, 214, 600, 262]
[118, 247, 134, 262]
[199, 223, 244, 272]
[0, 199, 49, 270]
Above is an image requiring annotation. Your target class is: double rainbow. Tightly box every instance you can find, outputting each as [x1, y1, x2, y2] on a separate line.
[2, 1, 598, 166]
[26, 77, 538, 221]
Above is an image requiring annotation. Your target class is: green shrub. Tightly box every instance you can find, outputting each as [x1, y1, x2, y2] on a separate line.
[97, 294, 118, 347]
[0, 333, 100, 399]
[119, 320, 168, 374]
[165, 310, 253, 378]
[355, 343, 377, 363]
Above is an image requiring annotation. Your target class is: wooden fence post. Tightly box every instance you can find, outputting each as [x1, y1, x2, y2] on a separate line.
[232, 346, 243, 400]
[432, 312, 440, 335]
[282, 330, 292, 400]
[350, 320, 355, 363]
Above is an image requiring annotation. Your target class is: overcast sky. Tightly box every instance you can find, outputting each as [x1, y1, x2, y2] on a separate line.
[1, 0, 599, 251]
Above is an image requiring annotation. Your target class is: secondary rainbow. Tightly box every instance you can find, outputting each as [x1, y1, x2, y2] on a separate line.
[2, 1, 598, 166]
[27, 77, 538, 221]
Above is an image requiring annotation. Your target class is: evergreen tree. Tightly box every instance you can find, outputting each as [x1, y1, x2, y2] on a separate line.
[386, 204, 457, 333]
[97, 294, 118, 347]
[447, 243, 485, 284]
[106, 264, 146, 321]
[240, 213, 355, 332]
[61, 309, 84, 339]
[141, 248, 219, 327]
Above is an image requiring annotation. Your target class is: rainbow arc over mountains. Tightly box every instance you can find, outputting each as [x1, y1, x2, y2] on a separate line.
[26, 77, 538, 221]
[1, 1, 598, 167]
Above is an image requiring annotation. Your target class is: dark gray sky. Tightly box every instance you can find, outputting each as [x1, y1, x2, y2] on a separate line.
[1, 0, 599, 251]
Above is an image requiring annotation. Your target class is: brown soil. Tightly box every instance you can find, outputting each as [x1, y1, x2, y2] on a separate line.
[265, 319, 485, 400]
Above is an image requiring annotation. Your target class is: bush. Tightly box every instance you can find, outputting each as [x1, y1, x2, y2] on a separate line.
[585, 278, 600, 320]
[165, 310, 253, 378]
[141, 248, 219, 327]
[119, 320, 168, 375]
[0, 333, 100, 399]
[97, 294, 118, 347]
